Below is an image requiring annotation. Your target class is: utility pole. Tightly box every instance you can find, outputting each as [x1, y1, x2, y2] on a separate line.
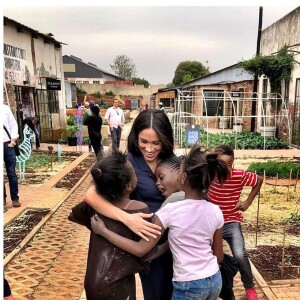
[251, 6, 263, 132]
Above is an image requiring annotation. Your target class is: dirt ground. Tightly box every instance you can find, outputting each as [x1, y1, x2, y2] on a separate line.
[234, 157, 300, 281]
[3, 152, 95, 259]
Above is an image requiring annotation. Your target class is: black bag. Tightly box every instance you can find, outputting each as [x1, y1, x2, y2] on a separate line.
[3, 125, 20, 156]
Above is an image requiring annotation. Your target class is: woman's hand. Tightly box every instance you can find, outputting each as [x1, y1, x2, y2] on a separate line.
[124, 212, 161, 242]
[91, 214, 106, 235]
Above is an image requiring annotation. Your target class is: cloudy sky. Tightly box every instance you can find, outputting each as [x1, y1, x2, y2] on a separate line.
[3, 3, 299, 85]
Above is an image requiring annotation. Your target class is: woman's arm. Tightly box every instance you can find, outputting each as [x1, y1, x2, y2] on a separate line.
[91, 214, 166, 257]
[212, 228, 224, 264]
[84, 186, 162, 241]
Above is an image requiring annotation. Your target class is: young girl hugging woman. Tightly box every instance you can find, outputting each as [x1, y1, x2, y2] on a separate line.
[84, 109, 175, 300]
[155, 155, 184, 207]
[91, 144, 230, 300]
[68, 149, 151, 300]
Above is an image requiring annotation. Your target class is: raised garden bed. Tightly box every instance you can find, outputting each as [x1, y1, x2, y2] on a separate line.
[4, 208, 50, 258]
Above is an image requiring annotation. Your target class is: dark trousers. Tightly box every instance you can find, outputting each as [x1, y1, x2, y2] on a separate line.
[33, 126, 40, 149]
[140, 250, 173, 300]
[90, 137, 102, 158]
[4, 144, 19, 201]
[110, 126, 122, 149]
[223, 222, 254, 289]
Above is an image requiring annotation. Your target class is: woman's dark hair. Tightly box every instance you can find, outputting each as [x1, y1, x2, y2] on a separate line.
[214, 144, 234, 157]
[91, 149, 131, 202]
[157, 155, 183, 171]
[91, 105, 100, 115]
[127, 109, 174, 159]
[182, 144, 229, 193]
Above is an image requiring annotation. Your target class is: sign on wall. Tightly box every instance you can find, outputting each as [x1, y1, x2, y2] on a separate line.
[186, 125, 200, 146]
[46, 78, 61, 90]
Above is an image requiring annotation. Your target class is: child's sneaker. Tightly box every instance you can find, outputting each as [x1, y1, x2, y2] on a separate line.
[245, 287, 258, 300]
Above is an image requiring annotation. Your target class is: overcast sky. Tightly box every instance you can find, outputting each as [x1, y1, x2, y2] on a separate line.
[3, 4, 299, 85]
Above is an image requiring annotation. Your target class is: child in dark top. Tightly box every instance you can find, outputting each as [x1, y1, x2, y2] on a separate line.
[68, 149, 151, 300]
[83, 105, 102, 158]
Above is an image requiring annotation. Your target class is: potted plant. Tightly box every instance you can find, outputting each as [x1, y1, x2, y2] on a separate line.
[66, 115, 79, 146]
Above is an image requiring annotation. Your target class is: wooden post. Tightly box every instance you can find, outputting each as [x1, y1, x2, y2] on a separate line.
[255, 191, 261, 248]
[280, 223, 288, 278]
[294, 169, 299, 192]
[263, 170, 266, 200]
[286, 169, 292, 201]
[275, 173, 278, 193]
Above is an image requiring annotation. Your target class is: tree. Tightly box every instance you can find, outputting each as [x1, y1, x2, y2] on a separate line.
[110, 55, 137, 80]
[132, 77, 150, 88]
[172, 61, 210, 86]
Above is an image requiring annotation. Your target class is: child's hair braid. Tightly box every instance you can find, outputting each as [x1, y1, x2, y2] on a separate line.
[183, 144, 229, 193]
[91, 149, 131, 202]
[157, 155, 183, 171]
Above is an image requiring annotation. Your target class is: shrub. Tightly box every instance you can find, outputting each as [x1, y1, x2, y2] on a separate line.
[247, 160, 300, 178]
[176, 129, 289, 150]
[76, 87, 87, 95]
[66, 115, 79, 137]
[93, 92, 101, 98]
[105, 90, 115, 96]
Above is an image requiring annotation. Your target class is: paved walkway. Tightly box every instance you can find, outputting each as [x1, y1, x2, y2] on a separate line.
[3, 112, 300, 299]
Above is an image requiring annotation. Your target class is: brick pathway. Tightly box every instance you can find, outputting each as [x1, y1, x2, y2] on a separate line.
[5, 172, 92, 299]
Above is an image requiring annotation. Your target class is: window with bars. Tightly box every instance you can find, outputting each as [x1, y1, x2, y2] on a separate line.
[203, 90, 224, 116]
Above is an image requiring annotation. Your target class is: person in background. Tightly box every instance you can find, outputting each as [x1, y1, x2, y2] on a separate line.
[208, 144, 263, 300]
[83, 100, 96, 152]
[84, 109, 174, 300]
[83, 106, 102, 158]
[143, 104, 149, 111]
[22, 116, 40, 150]
[91, 144, 229, 300]
[104, 99, 125, 149]
[158, 102, 165, 112]
[3, 104, 20, 208]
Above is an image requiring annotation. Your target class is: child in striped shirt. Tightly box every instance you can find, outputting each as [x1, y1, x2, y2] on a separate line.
[208, 144, 263, 300]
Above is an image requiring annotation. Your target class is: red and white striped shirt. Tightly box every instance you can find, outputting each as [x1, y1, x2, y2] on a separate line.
[208, 169, 258, 223]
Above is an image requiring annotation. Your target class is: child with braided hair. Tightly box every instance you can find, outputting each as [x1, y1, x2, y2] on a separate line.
[155, 155, 184, 207]
[91, 144, 230, 300]
[68, 149, 152, 300]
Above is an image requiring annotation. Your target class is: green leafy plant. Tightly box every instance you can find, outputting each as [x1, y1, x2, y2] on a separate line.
[104, 90, 115, 96]
[26, 153, 69, 168]
[66, 115, 79, 137]
[239, 45, 294, 94]
[92, 91, 101, 98]
[175, 128, 289, 149]
[247, 160, 300, 178]
[282, 211, 300, 225]
[76, 87, 87, 95]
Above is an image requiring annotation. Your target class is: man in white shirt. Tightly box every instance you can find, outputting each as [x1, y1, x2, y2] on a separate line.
[104, 99, 125, 149]
[3, 104, 20, 207]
